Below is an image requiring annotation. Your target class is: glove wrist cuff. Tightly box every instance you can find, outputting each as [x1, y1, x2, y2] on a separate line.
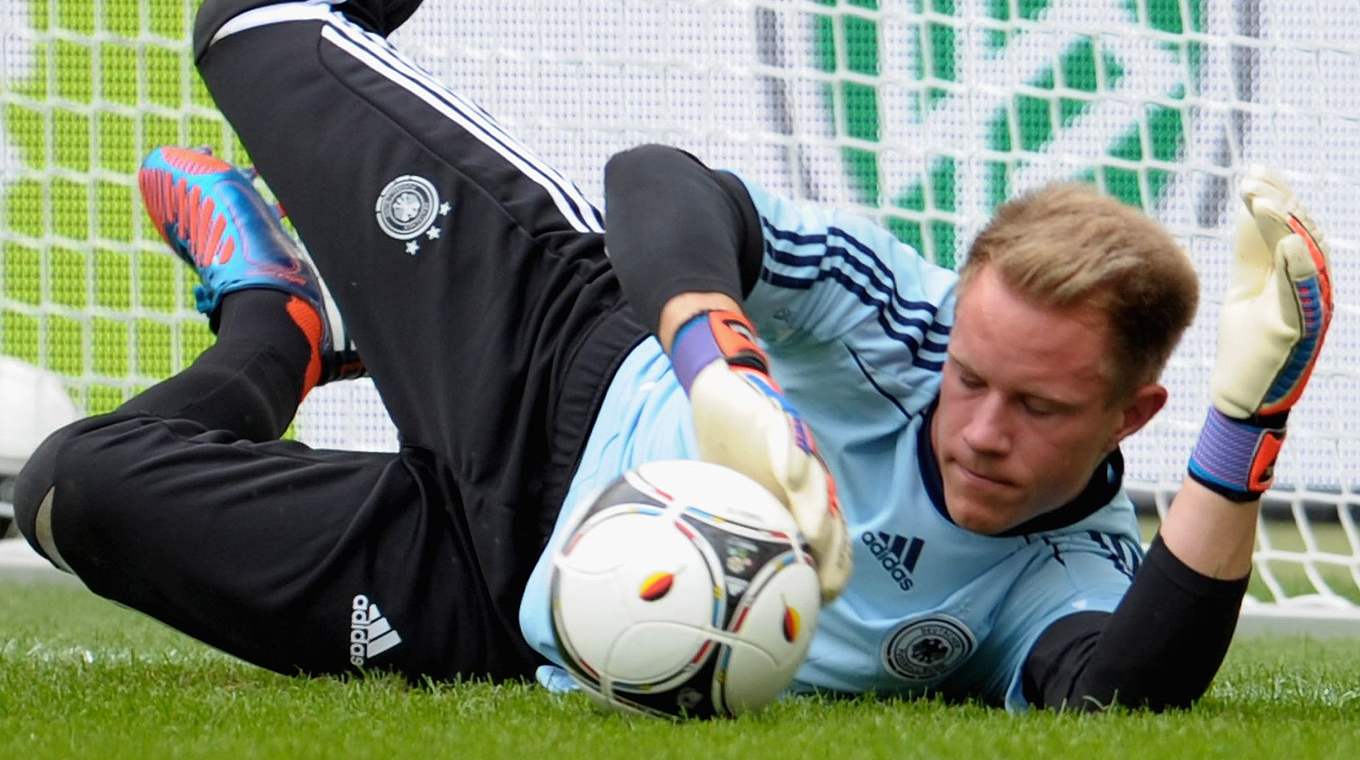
[1187, 407, 1287, 502]
[671, 310, 769, 394]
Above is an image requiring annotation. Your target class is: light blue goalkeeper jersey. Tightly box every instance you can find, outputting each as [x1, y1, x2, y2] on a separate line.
[518, 174, 1145, 710]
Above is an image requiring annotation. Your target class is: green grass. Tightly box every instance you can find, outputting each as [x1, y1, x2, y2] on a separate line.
[3, 579, 1358, 759]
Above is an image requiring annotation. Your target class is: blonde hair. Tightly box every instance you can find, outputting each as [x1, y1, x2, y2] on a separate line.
[958, 183, 1199, 400]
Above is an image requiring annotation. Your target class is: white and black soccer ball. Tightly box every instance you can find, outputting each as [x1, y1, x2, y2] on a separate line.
[550, 459, 820, 719]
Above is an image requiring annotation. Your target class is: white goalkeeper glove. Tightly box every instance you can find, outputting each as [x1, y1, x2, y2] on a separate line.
[1188, 166, 1334, 500]
[670, 310, 853, 601]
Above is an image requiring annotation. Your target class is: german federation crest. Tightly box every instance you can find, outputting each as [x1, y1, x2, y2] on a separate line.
[374, 175, 449, 255]
[881, 615, 975, 684]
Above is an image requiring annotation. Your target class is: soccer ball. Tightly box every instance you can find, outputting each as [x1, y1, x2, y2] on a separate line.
[550, 459, 820, 719]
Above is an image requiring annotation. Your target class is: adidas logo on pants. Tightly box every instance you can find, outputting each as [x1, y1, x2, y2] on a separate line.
[350, 594, 402, 667]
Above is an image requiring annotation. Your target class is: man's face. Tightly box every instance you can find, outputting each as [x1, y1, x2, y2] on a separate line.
[931, 266, 1157, 535]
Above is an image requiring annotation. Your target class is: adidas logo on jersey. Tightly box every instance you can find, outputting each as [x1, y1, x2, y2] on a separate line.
[349, 594, 402, 667]
[861, 531, 925, 592]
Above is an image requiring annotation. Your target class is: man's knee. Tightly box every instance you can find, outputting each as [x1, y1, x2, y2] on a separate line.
[192, 0, 422, 61]
[13, 419, 86, 570]
[192, 0, 283, 61]
[13, 416, 142, 573]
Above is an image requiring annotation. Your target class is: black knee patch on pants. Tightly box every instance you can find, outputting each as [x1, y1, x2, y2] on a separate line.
[12, 416, 93, 564]
[192, 0, 288, 60]
[14, 412, 173, 574]
[192, 0, 417, 60]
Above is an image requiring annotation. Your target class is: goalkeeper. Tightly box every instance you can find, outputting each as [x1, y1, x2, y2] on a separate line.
[12, 0, 1334, 712]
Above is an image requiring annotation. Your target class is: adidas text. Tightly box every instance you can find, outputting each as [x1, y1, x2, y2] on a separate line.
[350, 594, 402, 667]
[861, 531, 925, 592]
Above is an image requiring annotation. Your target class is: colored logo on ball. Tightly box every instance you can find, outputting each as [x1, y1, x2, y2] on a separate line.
[639, 571, 675, 601]
[782, 606, 800, 642]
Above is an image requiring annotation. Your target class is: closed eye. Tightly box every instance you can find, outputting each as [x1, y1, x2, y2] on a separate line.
[1022, 399, 1057, 417]
[949, 355, 985, 390]
[958, 370, 984, 390]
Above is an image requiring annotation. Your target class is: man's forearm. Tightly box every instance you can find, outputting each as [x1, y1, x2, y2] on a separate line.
[1025, 531, 1250, 711]
[1026, 478, 1255, 711]
[1160, 476, 1259, 579]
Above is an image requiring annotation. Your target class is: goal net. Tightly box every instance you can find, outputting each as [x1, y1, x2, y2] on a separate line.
[2, 0, 1356, 630]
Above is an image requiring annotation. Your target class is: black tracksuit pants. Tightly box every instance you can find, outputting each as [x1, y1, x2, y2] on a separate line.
[14, 0, 644, 682]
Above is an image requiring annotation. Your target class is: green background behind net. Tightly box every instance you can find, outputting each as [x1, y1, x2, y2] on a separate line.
[1, 0, 241, 414]
[0, 0, 1196, 415]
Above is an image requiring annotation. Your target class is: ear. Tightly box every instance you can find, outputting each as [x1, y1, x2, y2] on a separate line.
[1108, 383, 1168, 451]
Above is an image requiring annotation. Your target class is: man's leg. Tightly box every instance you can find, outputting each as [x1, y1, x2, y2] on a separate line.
[189, 0, 619, 476]
[11, 292, 533, 681]
[193, 0, 426, 51]
[185, 1, 647, 651]
[12, 123, 544, 681]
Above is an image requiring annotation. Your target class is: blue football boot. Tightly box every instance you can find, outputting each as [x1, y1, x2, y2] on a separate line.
[138, 146, 364, 385]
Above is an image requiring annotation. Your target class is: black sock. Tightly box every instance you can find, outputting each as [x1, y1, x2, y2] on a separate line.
[117, 290, 314, 441]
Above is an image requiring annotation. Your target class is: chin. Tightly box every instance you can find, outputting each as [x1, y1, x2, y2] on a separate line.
[943, 485, 1023, 535]
[951, 508, 1011, 535]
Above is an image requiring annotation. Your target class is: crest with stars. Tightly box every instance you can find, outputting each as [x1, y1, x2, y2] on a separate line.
[374, 174, 450, 255]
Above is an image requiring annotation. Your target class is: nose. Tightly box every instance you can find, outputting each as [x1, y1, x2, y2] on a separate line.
[960, 392, 1012, 457]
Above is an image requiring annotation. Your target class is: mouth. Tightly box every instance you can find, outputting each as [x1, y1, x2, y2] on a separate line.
[951, 460, 1014, 490]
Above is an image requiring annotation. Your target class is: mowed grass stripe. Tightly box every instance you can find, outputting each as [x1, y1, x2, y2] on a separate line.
[2, 581, 1357, 760]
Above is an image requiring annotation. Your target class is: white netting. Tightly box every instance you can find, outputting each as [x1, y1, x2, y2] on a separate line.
[2, 0, 1357, 620]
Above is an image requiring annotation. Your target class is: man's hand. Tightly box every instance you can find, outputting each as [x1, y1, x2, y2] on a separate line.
[1211, 167, 1333, 419]
[670, 310, 853, 601]
[1189, 167, 1333, 500]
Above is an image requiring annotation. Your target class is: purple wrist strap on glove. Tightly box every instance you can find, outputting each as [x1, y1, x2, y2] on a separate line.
[671, 312, 725, 394]
[1187, 407, 1287, 502]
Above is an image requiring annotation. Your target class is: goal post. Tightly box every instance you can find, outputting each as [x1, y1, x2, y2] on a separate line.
[1, 0, 1357, 630]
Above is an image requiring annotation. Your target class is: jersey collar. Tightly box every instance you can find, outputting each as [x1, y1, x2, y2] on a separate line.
[917, 400, 1125, 536]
